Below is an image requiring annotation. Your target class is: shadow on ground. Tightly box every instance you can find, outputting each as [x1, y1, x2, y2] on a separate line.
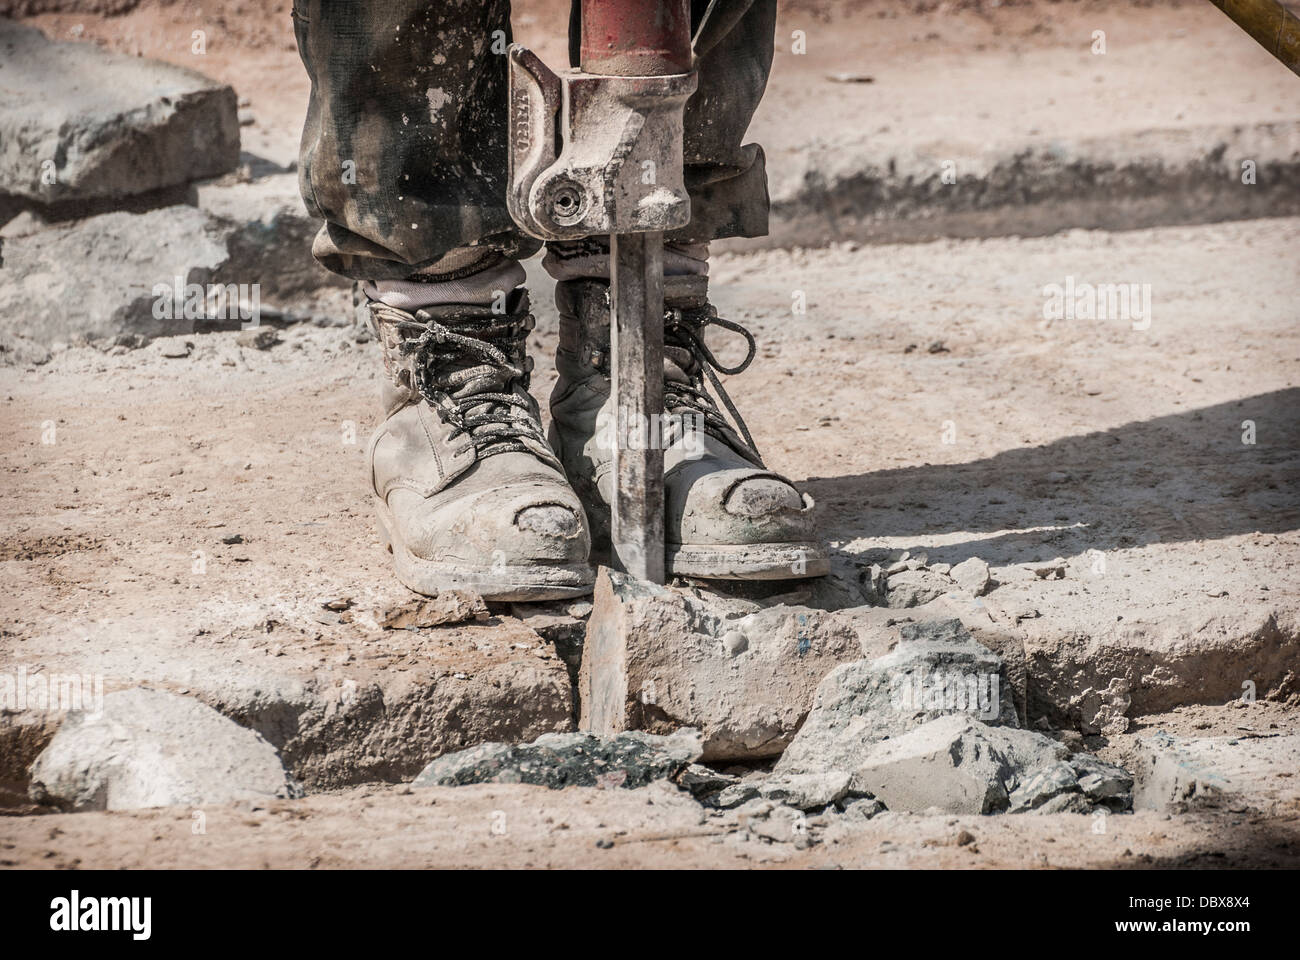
[805, 389, 1300, 566]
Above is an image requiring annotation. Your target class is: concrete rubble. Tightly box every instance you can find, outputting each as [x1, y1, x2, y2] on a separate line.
[412, 729, 702, 790]
[0, 21, 239, 203]
[0, 205, 237, 343]
[395, 610, 1136, 824]
[0, 25, 340, 350]
[28, 688, 300, 811]
[771, 621, 1134, 815]
[774, 618, 1020, 776]
[578, 568, 899, 760]
[1132, 731, 1300, 814]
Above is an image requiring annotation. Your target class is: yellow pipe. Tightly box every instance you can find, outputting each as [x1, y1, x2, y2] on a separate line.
[1207, 0, 1300, 76]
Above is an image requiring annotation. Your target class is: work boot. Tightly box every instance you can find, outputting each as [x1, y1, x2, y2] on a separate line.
[367, 286, 593, 600]
[549, 274, 828, 580]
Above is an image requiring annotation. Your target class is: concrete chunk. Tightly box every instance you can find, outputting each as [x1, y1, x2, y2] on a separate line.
[1008, 760, 1081, 812]
[775, 618, 1018, 777]
[848, 714, 1070, 814]
[757, 771, 852, 810]
[578, 568, 896, 761]
[0, 21, 239, 202]
[0, 205, 237, 343]
[28, 688, 298, 811]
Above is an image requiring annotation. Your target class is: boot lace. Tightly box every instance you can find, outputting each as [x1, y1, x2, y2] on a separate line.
[371, 302, 546, 459]
[664, 304, 765, 466]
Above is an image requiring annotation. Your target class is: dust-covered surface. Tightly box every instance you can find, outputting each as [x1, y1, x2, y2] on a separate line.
[4, 702, 1300, 870]
[2, 0, 1298, 869]
[4, 217, 1298, 865]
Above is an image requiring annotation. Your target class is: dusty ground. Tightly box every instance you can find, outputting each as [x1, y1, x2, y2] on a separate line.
[1, 0, 1298, 868]
[3, 215, 1298, 866]
[3, 700, 1299, 869]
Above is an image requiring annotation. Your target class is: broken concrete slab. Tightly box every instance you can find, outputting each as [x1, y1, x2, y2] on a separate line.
[884, 567, 953, 608]
[1131, 731, 1300, 814]
[1070, 754, 1134, 810]
[411, 728, 702, 790]
[27, 687, 298, 811]
[847, 714, 1071, 814]
[0, 205, 238, 343]
[949, 557, 992, 596]
[191, 172, 348, 301]
[0, 21, 239, 203]
[1007, 760, 1081, 813]
[774, 618, 1018, 778]
[578, 568, 897, 761]
[757, 771, 852, 811]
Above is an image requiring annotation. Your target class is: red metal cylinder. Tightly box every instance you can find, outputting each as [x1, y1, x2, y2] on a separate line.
[580, 0, 692, 76]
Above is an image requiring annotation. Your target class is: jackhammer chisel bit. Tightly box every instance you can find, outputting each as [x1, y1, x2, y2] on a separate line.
[506, 0, 697, 583]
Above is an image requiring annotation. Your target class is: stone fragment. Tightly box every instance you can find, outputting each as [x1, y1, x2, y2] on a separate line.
[28, 688, 298, 811]
[1075, 678, 1131, 735]
[0, 21, 239, 202]
[848, 714, 1069, 814]
[775, 619, 1017, 777]
[379, 591, 488, 629]
[156, 337, 192, 358]
[1029, 558, 1068, 580]
[838, 797, 885, 821]
[949, 557, 991, 596]
[735, 799, 809, 844]
[885, 568, 953, 607]
[707, 782, 759, 809]
[236, 326, 279, 350]
[579, 568, 895, 761]
[193, 172, 348, 301]
[757, 771, 851, 810]
[1071, 754, 1134, 809]
[0, 206, 236, 344]
[674, 762, 739, 798]
[1008, 761, 1081, 812]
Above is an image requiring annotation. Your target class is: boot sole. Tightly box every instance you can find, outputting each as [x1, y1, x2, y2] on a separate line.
[584, 503, 829, 582]
[376, 500, 595, 602]
[666, 540, 831, 581]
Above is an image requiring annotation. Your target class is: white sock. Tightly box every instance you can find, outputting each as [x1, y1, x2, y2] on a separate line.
[542, 241, 709, 282]
[362, 256, 526, 310]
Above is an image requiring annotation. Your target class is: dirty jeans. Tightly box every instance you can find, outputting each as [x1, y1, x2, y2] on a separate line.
[291, 0, 776, 280]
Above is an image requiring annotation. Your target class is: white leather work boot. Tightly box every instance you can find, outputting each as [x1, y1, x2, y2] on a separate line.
[548, 274, 828, 581]
[367, 287, 594, 600]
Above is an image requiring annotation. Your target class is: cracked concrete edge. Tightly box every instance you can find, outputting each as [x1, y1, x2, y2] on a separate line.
[729, 120, 1300, 250]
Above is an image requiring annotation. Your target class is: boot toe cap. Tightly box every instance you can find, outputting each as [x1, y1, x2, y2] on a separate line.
[392, 481, 590, 566]
[671, 467, 817, 546]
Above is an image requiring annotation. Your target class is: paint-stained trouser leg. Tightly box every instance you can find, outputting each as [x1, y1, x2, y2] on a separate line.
[292, 0, 537, 280]
[292, 0, 777, 280]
